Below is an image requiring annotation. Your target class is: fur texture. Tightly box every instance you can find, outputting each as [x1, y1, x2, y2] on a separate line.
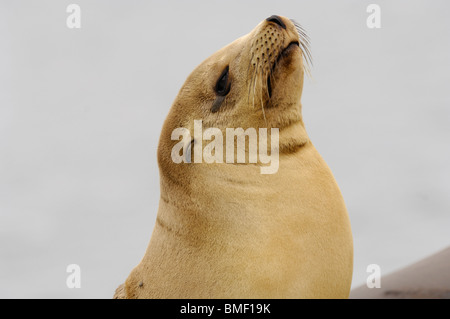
[114, 16, 353, 299]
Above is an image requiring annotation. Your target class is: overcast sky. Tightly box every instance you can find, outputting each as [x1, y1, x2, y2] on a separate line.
[1, 0, 449, 298]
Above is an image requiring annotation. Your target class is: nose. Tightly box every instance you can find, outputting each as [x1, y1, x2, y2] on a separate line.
[266, 15, 286, 30]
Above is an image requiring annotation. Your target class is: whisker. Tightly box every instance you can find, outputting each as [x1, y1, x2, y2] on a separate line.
[268, 51, 277, 100]
[264, 67, 271, 99]
[247, 52, 255, 104]
[259, 66, 267, 124]
[252, 62, 258, 111]
[290, 19, 313, 77]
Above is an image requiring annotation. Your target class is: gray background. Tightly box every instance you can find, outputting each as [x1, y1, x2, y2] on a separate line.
[1, 0, 449, 298]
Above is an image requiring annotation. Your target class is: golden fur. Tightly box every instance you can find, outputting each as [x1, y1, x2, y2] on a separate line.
[114, 16, 353, 299]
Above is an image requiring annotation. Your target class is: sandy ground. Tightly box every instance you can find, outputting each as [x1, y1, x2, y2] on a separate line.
[350, 247, 450, 298]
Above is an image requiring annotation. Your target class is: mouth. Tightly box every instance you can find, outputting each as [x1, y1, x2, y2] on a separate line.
[267, 41, 299, 98]
[282, 41, 300, 55]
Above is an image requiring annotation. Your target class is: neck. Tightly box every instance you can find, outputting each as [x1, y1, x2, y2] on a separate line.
[156, 140, 313, 243]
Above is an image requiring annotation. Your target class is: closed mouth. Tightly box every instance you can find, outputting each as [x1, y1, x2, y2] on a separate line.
[267, 41, 299, 98]
[282, 41, 300, 55]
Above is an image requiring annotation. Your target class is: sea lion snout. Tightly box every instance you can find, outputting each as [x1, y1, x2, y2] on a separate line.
[266, 15, 287, 30]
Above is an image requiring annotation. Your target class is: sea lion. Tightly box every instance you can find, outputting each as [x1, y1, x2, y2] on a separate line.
[114, 15, 353, 299]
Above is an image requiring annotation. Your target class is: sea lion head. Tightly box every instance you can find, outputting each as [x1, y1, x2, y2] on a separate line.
[158, 15, 312, 184]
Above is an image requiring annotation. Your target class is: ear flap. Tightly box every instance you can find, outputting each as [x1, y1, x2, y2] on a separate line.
[184, 138, 195, 163]
[211, 95, 226, 113]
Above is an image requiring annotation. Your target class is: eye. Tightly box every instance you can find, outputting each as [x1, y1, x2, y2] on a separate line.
[215, 66, 231, 96]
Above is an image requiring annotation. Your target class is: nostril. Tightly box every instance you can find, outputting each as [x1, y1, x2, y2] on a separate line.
[266, 15, 286, 30]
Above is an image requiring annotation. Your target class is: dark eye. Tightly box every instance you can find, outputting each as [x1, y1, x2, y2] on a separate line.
[215, 66, 231, 96]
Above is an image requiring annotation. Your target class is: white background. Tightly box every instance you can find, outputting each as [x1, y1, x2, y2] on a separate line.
[1, 0, 449, 298]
